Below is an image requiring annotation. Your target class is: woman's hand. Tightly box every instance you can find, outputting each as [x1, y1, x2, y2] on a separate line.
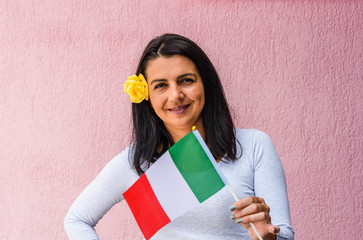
[229, 196, 279, 240]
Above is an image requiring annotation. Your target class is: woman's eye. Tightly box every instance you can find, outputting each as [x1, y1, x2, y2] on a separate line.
[154, 83, 167, 89]
[181, 78, 195, 84]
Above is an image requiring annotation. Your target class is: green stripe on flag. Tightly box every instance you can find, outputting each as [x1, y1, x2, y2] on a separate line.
[169, 132, 225, 203]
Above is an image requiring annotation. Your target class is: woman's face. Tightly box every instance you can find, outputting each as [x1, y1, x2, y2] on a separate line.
[145, 55, 205, 134]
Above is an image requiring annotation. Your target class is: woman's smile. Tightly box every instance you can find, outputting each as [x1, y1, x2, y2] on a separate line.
[168, 104, 190, 115]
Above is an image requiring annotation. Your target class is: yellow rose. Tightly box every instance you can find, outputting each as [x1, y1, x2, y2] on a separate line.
[124, 73, 149, 103]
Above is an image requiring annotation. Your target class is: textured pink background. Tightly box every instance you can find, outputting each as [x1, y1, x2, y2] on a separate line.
[1, 1, 362, 239]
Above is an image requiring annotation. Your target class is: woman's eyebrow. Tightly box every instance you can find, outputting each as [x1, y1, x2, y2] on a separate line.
[150, 79, 167, 85]
[177, 73, 197, 80]
[150, 73, 197, 85]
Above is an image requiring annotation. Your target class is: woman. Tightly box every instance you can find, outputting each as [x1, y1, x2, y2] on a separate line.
[64, 34, 294, 240]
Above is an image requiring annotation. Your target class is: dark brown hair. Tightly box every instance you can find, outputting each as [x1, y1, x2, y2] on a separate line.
[130, 33, 239, 175]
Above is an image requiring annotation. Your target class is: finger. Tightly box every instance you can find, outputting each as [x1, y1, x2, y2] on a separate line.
[234, 211, 271, 225]
[230, 196, 266, 211]
[230, 202, 270, 219]
[270, 225, 280, 235]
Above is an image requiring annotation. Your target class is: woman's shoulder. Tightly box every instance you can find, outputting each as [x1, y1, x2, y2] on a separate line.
[98, 143, 140, 185]
[234, 128, 276, 158]
[234, 128, 280, 167]
[235, 128, 272, 143]
[104, 143, 135, 172]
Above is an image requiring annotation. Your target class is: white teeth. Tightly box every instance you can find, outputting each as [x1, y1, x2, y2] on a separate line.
[171, 106, 185, 111]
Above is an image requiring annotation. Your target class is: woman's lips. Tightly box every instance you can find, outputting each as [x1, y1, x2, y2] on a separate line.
[168, 104, 190, 115]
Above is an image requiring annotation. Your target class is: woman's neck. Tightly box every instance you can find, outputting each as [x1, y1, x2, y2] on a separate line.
[166, 122, 205, 143]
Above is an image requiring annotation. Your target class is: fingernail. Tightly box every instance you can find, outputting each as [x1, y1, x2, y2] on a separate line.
[229, 205, 236, 211]
[230, 214, 236, 220]
[236, 218, 243, 224]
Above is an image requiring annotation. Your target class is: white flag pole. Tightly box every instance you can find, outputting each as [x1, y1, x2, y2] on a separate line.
[191, 126, 262, 239]
[227, 185, 263, 240]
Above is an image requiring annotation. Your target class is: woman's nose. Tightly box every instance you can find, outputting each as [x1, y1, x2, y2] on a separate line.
[169, 85, 184, 101]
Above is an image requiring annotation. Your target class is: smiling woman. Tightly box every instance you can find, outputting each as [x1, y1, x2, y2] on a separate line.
[64, 34, 294, 240]
[146, 55, 205, 142]
[131, 34, 238, 177]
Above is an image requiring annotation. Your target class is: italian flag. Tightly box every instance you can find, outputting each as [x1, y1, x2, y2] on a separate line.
[123, 130, 229, 240]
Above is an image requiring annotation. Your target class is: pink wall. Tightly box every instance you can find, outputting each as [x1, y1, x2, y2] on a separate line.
[1, 0, 362, 239]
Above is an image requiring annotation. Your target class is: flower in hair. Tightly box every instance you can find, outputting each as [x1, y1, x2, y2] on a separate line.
[124, 73, 149, 103]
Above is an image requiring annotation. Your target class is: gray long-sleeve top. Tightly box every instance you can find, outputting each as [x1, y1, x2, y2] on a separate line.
[64, 129, 294, 239]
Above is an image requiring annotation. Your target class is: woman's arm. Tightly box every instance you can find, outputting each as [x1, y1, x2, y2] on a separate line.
[252, 130, 294, 239]
[230, 130, 294, 240]
[64, 148, 137, 239]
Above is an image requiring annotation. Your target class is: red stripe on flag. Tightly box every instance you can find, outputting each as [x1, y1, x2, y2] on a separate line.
[123, 174, 171, 239]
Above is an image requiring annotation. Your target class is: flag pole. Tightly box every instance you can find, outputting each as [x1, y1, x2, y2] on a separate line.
[191, 126, 262, 240]
[227, 185, 263, 240]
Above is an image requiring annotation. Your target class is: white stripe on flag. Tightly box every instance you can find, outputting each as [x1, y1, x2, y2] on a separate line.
[145, 151, 200, 221]
[192, 131, 229, 185]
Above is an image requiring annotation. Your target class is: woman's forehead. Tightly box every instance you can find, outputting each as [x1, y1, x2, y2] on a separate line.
[145, 55, 199, 81]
